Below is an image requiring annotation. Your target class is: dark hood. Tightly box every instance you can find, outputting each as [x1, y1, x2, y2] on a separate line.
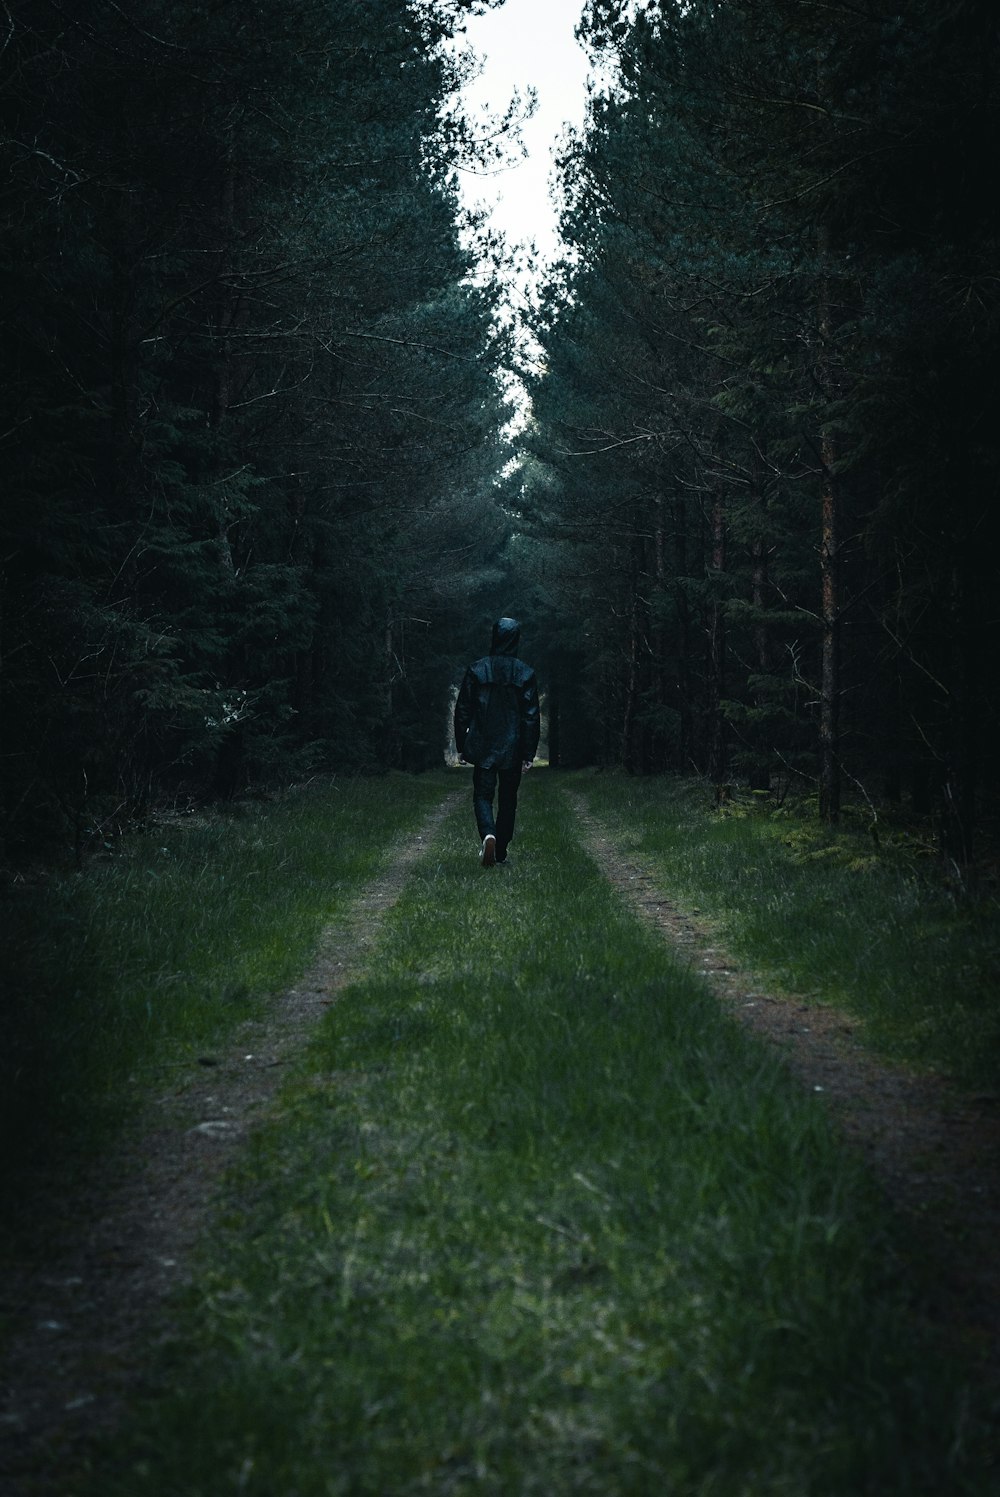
[490, 617, 521, 656]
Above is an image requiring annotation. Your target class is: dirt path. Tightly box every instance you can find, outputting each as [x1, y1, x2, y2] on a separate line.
[567, 791, 1000, 1394]
[0, 790, 461, 1497]
[4, 783, 997, 1492]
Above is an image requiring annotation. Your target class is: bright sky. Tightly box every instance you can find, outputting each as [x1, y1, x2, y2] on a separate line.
[452, 0, 593, 268]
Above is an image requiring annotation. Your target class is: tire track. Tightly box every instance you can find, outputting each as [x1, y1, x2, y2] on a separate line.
[566, 788, 1000, 1390]
[0, 788, 462, 1496]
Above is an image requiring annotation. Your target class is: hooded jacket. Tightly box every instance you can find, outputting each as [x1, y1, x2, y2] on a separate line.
[454, 617, 540, 771]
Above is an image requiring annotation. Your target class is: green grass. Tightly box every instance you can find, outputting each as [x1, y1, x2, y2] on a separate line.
[87, 774, 987, 1496]
[0, 773, 450, 1175]
[571, 773, 1000, 1090]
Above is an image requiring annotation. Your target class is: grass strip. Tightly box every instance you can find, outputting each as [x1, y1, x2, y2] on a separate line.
[91, 772, 985, 1495]
[569, 772, 1000, 1090]
[1, 772, 450, 1174]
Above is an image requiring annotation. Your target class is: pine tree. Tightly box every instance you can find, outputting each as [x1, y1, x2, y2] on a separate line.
[0, 0, 512, 851]
[527, 0, 999, 854]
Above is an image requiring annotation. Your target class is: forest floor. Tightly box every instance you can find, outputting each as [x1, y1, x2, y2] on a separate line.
[1, 783, 998, 1494]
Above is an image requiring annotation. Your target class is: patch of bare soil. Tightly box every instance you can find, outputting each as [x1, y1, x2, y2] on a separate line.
[568, 793, 1000, 1396]
[0, 791, 461, 1497]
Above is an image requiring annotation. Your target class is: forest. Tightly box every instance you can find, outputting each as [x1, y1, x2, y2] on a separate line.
[2, 0, 999, 863]
[3, 6, 1000, 1488]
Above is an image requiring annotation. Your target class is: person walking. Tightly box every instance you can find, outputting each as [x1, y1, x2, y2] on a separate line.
[454, 617, 540, 867]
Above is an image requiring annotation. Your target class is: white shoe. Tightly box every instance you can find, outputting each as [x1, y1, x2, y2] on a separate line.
[479, 833, 496, 867]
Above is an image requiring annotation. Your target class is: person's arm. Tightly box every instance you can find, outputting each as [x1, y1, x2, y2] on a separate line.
[454, 669, 474, 759]
[521, 669, 540, 766]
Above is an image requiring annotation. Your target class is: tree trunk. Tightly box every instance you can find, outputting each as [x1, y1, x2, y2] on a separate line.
[707, 491, 728, 785]
[673, 492, 694, 770]
[622, 530, 650, 773]
[212, 165, 239, 575]
[818, 459, 840, 822]
[816, 224, 841, 824]
[940, 553, 977, 867]
[748, 460, 772, 792]
[622, 599, 641, 773]
[650, 501, 669, 771]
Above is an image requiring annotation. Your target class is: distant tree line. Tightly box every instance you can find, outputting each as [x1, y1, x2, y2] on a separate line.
[6, 0, 997, 865]
[524, 0, 999, 859]
[1, 0, 514, 856]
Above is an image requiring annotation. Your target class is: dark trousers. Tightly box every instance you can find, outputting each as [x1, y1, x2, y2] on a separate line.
[473, 763, 522, 856]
